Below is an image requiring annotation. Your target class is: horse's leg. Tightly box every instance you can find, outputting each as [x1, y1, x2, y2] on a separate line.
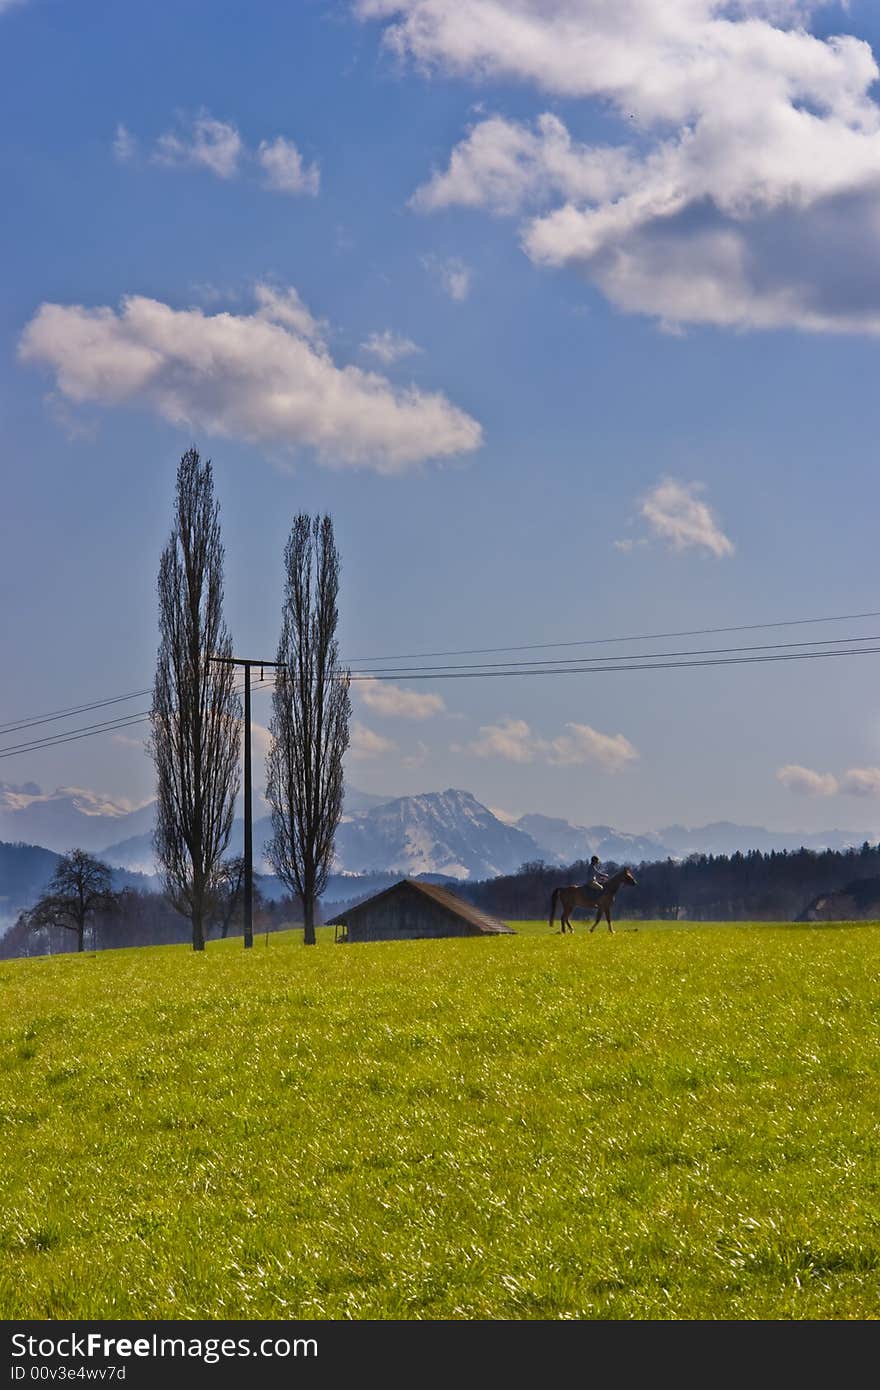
[606, 903, 614, 934]
[589, 904, 601, 932]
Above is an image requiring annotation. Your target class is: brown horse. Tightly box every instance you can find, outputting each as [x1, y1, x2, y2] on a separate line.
[549, 866, 637, 935]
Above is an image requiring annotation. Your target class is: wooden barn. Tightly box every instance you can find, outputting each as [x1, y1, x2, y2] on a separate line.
[331, 878, 514, 943]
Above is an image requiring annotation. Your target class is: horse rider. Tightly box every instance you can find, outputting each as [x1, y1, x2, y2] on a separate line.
[587, 855, 607, 893]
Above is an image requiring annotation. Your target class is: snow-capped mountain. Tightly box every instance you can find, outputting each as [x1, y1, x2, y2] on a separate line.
[96, 789, 395, 875]
[517, 815, 877, 863]
[99, 789, 540, 880]
[334, 788, 539, 880]
[5, 779, 875, 883]
[515, 813, 667, 866]
[0, 782, 156, 854]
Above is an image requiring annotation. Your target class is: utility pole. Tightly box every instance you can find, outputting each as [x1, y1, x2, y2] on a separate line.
[210, 656, 282, 948]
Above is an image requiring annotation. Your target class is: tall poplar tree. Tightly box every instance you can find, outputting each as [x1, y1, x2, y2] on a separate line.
[266, 515, 351, 945]
[150, 448, 242, 951]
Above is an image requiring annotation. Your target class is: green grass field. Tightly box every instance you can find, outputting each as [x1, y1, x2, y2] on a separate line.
[1, 920, 879, 1320]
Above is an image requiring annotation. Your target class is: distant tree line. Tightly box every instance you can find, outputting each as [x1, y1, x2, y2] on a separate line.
[460, 842, 880, 923]
[3, 848, 312, 960]
[7, 841, 879, 959]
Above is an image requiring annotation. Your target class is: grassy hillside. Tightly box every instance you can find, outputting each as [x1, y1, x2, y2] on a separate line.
[1, 921, 879, 1319]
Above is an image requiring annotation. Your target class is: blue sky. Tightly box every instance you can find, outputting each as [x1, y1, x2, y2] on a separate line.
[3, 0, 880, 835]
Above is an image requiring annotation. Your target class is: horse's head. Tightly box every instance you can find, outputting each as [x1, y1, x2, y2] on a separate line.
[623, 867, 637, 886]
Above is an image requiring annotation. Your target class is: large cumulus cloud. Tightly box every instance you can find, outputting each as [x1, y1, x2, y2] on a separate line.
[366, 0, 880, 332]
[19, 285, 482, 471]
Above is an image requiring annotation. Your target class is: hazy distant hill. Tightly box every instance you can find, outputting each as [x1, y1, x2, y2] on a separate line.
[0, 841, 60, 927]
[0, 840, 157, 933]
[518, 814, 877, 863]
[655, 821, 876, 856]
[515, 813, 666, 866]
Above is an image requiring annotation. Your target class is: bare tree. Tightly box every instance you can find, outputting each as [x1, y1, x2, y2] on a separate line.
[24, 849, 116, 953]
[150, 447, 242, 952]
[208, 854, 257, 939]
[266, 515, 351, 945]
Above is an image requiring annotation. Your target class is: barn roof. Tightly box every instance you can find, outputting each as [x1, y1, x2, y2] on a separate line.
[332, 878, 514, 935]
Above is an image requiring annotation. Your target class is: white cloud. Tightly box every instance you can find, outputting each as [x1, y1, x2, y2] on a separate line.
[128, 113, 318, 195]
[546, 723, 639, 771]
[111, 733, 146, 750]
[777, 764, 839, 796]
[464, 717, 537, 763]
[462, 717, 638, 769]
[640, 479, 734, 558]
[360, 2, 839, 128]
[840, 767, 880, 797]
[412, 112, 634, 215]
[778, 763, 880, 796]
[357, 679, 446, 719]
[19, 286, 482, 472]
[364, 1, 880, 333]
[154, 113, 244, 179]
[349, 721, 398, 759]
[361, 329, 422, 364]
[257, 136, 320, 195]
[422, 253, 472, 301]
[613, 537, 647, 553]
[253, 283, 326, 343]
[249, 722, 274, 807]
[250, 722, 273, 766]
[113, 123, 136, 163]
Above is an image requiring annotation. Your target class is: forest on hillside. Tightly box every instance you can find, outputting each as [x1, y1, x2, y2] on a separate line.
[461, 843, 880, 923]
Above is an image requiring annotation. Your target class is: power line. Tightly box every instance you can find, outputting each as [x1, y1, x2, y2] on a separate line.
[3, 645, 880, 759]
[0, 688, 152, 736]
[349, 632, 880, 677]
[0, 714, 153, 758]
[0, 675, 275, 760]
[347, 645, 880, 681]
[4, 606, 880, 732]
[345, 608, 880, 665]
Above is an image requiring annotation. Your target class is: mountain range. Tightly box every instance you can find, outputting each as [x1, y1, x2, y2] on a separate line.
[0, 783, 156, 855]
[2, 780, 877, 888]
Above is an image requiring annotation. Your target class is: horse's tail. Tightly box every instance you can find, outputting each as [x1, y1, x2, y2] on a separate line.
[549, 887, 560, 928]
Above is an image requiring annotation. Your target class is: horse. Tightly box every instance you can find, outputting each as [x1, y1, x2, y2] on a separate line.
[549, 866, 637, 935]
